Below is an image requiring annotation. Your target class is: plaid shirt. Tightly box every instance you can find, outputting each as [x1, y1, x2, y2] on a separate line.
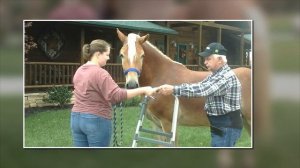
[173, 64, 241, 116]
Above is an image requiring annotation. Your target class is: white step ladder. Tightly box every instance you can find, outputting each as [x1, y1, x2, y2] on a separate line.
[132, 96, 180, 147]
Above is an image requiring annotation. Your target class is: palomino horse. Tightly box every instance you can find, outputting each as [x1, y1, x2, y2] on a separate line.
[117, 29, 252, 145]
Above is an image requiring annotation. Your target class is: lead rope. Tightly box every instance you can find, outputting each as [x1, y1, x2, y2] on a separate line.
[112, 101, 124, 147]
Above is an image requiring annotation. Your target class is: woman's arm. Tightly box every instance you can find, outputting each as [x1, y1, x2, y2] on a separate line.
[126, 86, 157, 99]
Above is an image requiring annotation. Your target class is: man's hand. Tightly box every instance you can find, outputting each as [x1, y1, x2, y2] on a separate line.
[157, 84, 174, 96]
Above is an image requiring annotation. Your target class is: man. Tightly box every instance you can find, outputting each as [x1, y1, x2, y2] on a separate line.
[158, 42, 243, 147]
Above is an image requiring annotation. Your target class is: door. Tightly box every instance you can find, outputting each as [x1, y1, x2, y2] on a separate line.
[176, 44, 187, 64]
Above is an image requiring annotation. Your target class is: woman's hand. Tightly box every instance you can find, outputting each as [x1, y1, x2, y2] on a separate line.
[144, 86, 158, 96]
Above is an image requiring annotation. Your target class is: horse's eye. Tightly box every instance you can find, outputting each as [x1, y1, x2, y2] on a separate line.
[119, 54, 124, 58]
[141, 54, 145, 58]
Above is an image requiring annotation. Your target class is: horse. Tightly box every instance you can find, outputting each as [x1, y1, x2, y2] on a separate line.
[116, 28, 252, 146]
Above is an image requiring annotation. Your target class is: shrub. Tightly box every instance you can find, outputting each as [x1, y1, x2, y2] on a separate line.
[44, 86, 73, 108]
[124, 96, 141, 107]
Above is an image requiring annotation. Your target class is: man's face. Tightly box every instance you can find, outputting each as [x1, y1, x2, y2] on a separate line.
[204, 55, 220, 72]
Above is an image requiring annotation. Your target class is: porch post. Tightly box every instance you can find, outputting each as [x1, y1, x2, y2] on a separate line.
[198, 23, 203, 67]
[165, 21, 170, 56]
[217, 28, 222, 43]
[240, 32, 244, 65]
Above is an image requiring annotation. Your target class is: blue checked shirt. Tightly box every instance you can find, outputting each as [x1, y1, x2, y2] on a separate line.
[173, 64, 241, 116]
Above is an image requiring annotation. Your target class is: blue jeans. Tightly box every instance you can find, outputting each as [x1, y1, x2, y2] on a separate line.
[71, 112, 112, 147]
[210, 126, 242, 147]
[207, 110, 243, 147]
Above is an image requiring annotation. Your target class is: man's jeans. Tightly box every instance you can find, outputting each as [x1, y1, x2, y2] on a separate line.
[208, 110, 243, 147]
[210, 126, 242, 147]
[71, 112, 112, 147]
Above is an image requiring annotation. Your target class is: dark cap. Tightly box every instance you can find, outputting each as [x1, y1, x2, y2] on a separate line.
[198, 42, 227, 57]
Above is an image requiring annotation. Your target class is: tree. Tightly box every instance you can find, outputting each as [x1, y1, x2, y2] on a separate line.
[25, 22, 37, 60]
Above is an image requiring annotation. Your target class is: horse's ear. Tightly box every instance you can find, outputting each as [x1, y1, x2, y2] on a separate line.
[138, 34, 149, 44]
[117, 28, 126, 43]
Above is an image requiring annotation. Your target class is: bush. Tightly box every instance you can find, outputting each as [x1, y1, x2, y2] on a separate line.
[44, 86, 73, 108]
[124, 96, 141, 107]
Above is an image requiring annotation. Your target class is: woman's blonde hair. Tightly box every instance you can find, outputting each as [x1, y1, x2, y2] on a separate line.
[82, 39, 111, 61]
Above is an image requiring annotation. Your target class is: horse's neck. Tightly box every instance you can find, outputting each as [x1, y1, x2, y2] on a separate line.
[140, 42, 209, 86]
[139, 43, 172, 86]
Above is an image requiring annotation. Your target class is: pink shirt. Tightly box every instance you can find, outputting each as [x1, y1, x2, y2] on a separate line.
[72, 64, 127, 119]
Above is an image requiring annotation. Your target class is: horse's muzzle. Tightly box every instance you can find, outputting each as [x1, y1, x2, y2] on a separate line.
[126, 80, 139, 89]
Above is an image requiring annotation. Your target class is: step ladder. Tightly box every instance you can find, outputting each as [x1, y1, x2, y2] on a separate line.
[132, 96, 180, 147]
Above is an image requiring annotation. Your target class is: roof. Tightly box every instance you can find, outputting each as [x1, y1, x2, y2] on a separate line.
[215, 21, 250, 30]
[74, 21, 178, 35]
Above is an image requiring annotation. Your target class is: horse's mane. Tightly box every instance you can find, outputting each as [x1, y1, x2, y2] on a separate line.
[145, 41, 184, 66]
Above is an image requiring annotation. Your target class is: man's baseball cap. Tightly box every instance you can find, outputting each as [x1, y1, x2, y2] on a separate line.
[198, 42, 227, 57]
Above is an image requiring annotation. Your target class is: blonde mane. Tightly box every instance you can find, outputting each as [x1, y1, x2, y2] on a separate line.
[145, 41, 183, 65]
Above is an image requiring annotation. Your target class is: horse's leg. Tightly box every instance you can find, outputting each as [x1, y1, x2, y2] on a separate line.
[160, 119, 180, 146]
[241, 100, 252, 135]
[146, 109, 179, 146]
[145, 110, 171, 146]
[243, 116, 251, 135]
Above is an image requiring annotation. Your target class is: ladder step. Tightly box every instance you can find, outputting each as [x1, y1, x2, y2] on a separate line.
[139, 127, 172, 138]
[135, 136, 174, 147]
[132, 96, 179, 147]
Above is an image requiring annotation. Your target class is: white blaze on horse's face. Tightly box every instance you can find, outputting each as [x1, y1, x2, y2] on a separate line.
[117, 29, 149, 89]
[127, 33, 138, 65]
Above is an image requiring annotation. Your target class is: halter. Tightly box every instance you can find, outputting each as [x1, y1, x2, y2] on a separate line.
[123, 67, 141, 77]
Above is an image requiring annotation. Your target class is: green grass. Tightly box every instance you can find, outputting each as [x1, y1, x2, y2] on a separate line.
[25, 108, 72, 147]
[25, 106, 251, 148]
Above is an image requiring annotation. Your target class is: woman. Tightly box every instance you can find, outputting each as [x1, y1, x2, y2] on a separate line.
[71, 39, 156, 147]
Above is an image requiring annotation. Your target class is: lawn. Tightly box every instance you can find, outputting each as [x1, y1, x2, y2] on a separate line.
[25, 106, 251, 148]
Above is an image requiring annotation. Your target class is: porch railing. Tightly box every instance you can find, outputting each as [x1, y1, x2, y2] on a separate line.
[186, 65, 203, 71]
[25, 62, 81, 88]
[102, 63, 126, 85]
[25, 62, 126, 89]
[25, 62, 250, 89]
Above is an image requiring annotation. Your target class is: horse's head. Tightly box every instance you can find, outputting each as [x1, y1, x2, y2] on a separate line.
[117, 28, 149, 89]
